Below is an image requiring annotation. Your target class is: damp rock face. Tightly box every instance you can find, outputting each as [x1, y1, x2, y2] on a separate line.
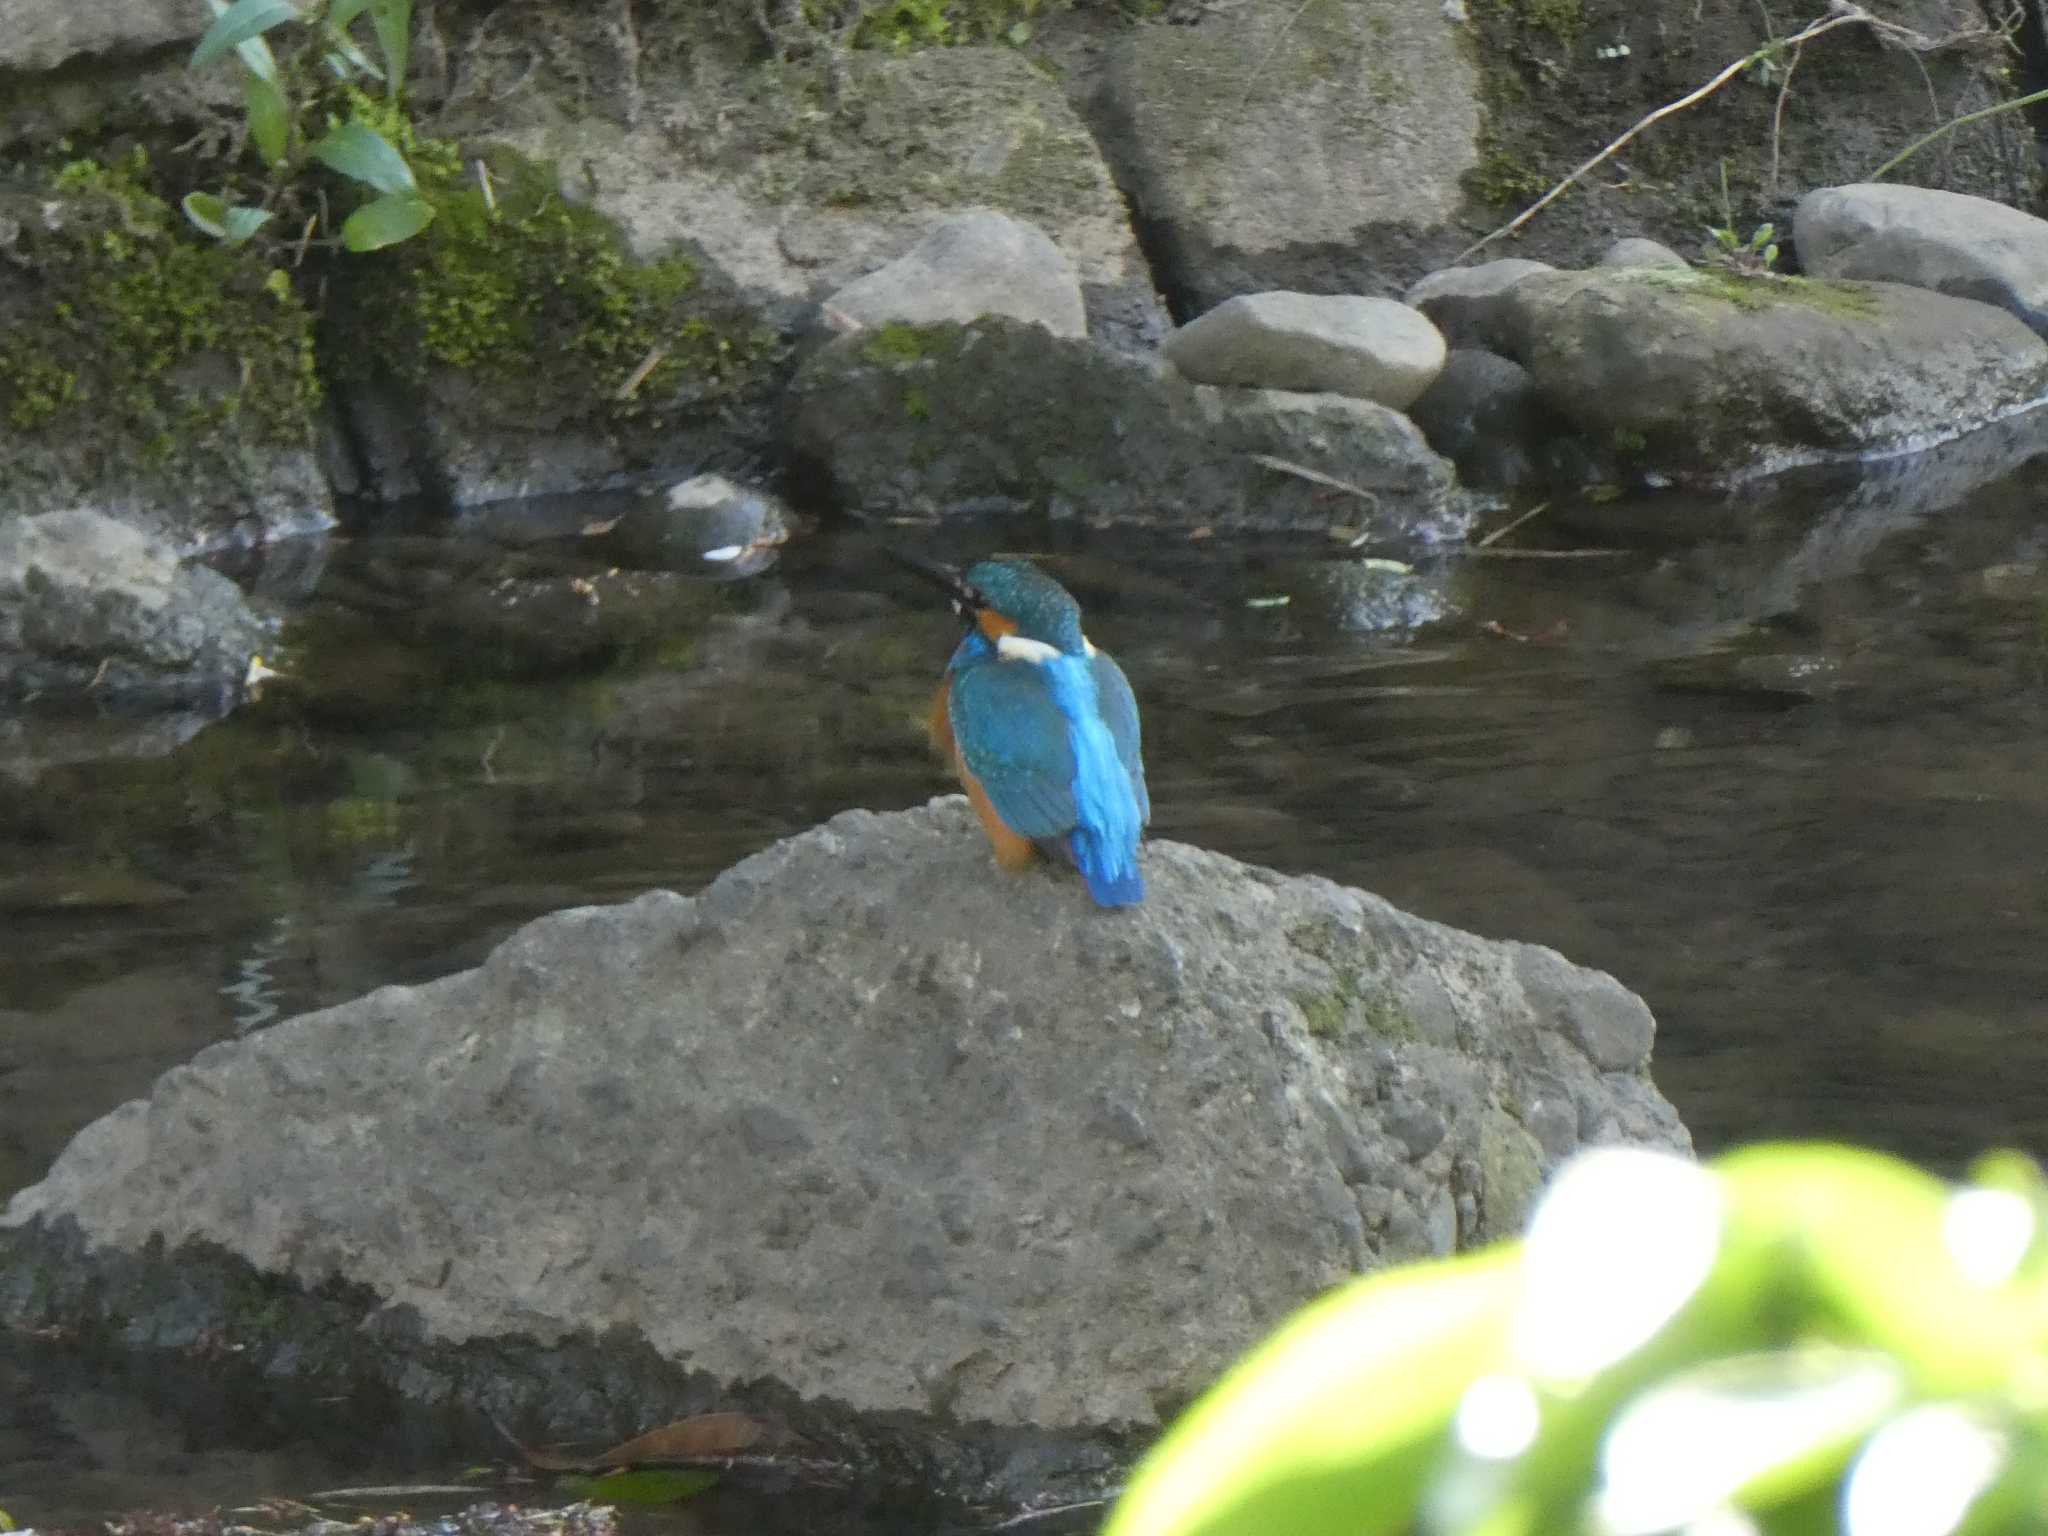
[1, 799, 1689, 1494]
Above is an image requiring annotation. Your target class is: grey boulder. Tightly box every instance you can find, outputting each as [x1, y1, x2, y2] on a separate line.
[1600, 238, 1691, 271]
[824, 209, 1087, 340]
[788, 317, 1460, 537]
[0, 509, 263, 706]
[1095, 0, 1479, 313]
[510, 47, 1166, 353]
[1796, 182, 2048, 339]
[0, 0, 205, 72]
[0, 798, 1689, 1495]
[1405, 348, 1577, 492]
[1405, 258, 1555, 348]
[1163, 293, 1447, 410]
[1451, 266, 2048, 481]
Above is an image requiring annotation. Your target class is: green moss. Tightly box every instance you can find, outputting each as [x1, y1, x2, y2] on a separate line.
[1487, 0, 1584, 46]
[1612, 427, 1646, 454]
[862, 322, 939, 365]
[0, 150, 320, 455]
[1361, 994, 1421, 1043]
[840, 0, 1056, 49]
[1630, 264, 1884, 319]
[341, 145, 777, 423]
[1295, 981, 1353, 1040]
[0, 351, 77, 429]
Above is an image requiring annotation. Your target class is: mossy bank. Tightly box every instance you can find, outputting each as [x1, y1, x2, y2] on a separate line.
[0, 151, 330, 548]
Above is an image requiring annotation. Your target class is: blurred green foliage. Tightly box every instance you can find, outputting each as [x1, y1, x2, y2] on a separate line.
[183, 0, 432, 253]
[1109, 1143, 2048, 1536]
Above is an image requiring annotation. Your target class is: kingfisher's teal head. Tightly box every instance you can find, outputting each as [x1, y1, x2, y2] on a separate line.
[957, 559, 1087, 657]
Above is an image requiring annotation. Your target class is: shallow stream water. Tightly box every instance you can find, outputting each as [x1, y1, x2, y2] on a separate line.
[6, 414, 2048, 1527]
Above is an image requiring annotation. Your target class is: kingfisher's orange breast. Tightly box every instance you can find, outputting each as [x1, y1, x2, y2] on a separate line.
[927, 679, 1036, 871]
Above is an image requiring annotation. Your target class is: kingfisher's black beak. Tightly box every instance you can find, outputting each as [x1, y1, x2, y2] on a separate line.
[887, 549, 983, 620]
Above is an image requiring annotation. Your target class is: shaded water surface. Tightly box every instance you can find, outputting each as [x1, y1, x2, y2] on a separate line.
[6, 415, 2048, 1524]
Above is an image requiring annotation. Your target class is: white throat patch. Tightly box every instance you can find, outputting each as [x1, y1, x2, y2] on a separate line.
[995, 634, 1063, 664]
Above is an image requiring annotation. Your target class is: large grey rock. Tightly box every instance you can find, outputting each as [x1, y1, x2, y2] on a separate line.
[824, 209, 1087, 340]
[1405, 259, 1556, 349]
[1796, 183, 2048, 339]
[0, 0, 204, 72]
[1455, 267, 2048, 481]
[1163, 293, 1447, 410]
[1094, 0, 1479, 314]
[0, 798, 1688, 1493]
[788, 317, 1461, 537]
[0, 509, 263, 706]
[507, 47, 1166, 354]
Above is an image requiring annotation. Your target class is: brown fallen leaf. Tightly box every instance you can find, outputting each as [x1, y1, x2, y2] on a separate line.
[507, 1411, 769, 1473]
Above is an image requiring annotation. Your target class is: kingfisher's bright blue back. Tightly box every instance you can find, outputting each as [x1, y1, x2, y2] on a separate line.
[933, 560, 1150, 907]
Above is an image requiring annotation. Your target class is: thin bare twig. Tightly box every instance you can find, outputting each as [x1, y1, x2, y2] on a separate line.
[1475, 499, 1551, 548]
[1869, 81, 2048, 177]
[1767, 40, 1805, 200]
[1248, 452, 1382, 509]
[1457, 5, 1872, 262]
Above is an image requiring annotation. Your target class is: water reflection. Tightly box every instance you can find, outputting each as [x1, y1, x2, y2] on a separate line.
[4, 430, 2048, 1187]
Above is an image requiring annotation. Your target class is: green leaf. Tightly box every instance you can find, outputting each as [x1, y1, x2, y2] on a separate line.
[192, 0, 299, 70]
[328, 0, 372, 26]
[322, 29, 384, 79]
[310, 120, 416, 194]
[368, 0, 412, 94]
[559, 1468, 719, 1506]
[0, 1503, 16, 1532]
[340, 192, 434, 251]
[244, 73, 290, 164]
[1106, 1249, 1519, 1536]
[181, 192, 274, 245]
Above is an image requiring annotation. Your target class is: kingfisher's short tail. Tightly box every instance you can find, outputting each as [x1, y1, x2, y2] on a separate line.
[1070, 827, 1144, 908]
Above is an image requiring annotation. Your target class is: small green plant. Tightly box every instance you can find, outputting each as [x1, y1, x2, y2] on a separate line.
[1702, 159, 1779, 275]
[182, 0, 430, 253]
[1109, 1142, 2048, 1536]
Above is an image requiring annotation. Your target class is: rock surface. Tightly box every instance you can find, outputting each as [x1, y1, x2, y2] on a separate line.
[1600, 238, 1691, 271]
[1093, 0, 1479, 314]
[1795, 183, 2048, 340]
[0, 0, 204, 73]
[1406, 259, 1556, 348]
[1451, 267, 2048, 480]
[1406, 349, 1577, 492]
[0, 798, 1689, 1493]
[1162, 293, 1446, 410]
[0, 509, 263, 705]
[824, 209, 1087, 340]
[507, 46, 1166, 354]
[788, 318, 1461, 536]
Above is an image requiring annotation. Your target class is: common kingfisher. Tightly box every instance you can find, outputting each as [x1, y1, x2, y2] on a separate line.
[903, 555, 1151, 907]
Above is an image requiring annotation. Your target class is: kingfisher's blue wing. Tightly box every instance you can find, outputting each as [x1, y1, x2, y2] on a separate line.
[948, 664, 1077, 838]
[1090, 650, 1149, 825]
